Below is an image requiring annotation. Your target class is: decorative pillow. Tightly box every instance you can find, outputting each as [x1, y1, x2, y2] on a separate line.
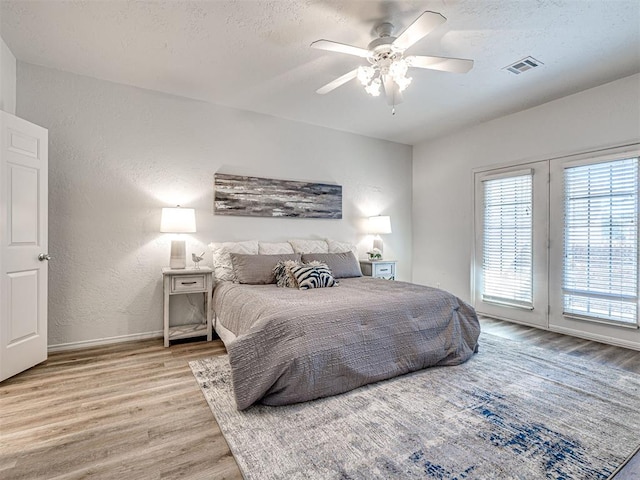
[231, 253, 301, 285]
[302, 252, 362, 278]
[208, 240, 259, 282]
[326, 238, 358, 258]
[289, 262, 338, 290]
[258, 242, 295, 255]
[288, 239, 329, 254]
[274, 259, 302, 288]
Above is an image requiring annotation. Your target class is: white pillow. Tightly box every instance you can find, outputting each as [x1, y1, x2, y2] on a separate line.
[208, 240, 259, 282]
[258, 241, 295, 255]
[288, 239, 329, 254]
[326, 238, 358, 258]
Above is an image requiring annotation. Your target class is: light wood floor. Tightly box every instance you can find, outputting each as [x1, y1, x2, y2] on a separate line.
[1, 318, 639, 479]
[0, 338, 242, 480]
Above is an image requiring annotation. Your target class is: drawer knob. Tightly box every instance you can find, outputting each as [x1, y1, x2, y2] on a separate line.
[181, 281, 197, 285]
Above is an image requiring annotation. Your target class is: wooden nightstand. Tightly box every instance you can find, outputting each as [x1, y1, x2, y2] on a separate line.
[359, 260, 397, 280]
[162, 266, 213, 347]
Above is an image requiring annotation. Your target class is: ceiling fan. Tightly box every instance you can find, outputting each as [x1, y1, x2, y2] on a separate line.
[311, 11, 474, 109]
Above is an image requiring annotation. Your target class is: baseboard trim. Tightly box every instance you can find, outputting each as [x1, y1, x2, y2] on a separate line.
[48, 330, 163, 352]
[548, 325, 640, 352]
[477, 313, 547, 330]
[480, 314, 640, 351]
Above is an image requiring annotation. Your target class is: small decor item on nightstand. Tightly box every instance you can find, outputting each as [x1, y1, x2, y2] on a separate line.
[192, 252, 205, 269]
[367, 248, 383, 260]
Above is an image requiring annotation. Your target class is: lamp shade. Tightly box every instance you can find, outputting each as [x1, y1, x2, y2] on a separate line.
[160, 206, 196, 233]
[368, 215, 392, 235]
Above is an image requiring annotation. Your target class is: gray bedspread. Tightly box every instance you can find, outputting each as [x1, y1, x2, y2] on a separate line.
[213, 277, 480, 410]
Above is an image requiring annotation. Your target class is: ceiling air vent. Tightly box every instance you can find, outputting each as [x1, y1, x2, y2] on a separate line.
[503, 56, 543, 75]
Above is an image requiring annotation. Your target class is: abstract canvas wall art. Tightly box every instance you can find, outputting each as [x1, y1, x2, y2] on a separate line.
[214, 173, 342, 218]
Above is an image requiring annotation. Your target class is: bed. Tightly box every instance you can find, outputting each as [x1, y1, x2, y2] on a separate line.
[209, 239, 480, 410]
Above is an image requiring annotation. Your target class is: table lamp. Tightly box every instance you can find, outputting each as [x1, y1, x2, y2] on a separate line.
[368, 215, 392, 255]
[161, 206, 196, 269]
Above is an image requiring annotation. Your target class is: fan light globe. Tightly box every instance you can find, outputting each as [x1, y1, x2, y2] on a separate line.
[365, 78, 382, 96]
[389, 58, 409, 78]
[357, 66, 375, 86]
[396, 75, 412, 92]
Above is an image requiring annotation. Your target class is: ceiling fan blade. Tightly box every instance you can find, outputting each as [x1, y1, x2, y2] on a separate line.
[310, 39, 370, 58]
[382, 75, 403, 106]
[316, 69, 359, 95]
[393, 11, 446, 51]
[407, 55, 474, 73]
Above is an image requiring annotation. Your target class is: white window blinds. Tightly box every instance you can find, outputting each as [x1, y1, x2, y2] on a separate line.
[563, 157, 639, 325]
[482, 172, 533, 308]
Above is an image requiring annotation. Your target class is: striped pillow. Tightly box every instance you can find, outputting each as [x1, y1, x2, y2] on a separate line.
[289, 262, 338, 290]
[274, 260, 302, 288]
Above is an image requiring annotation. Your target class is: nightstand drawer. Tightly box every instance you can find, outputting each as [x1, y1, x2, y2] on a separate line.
[171, 274, 206, 293]
[359, 260, 397, 280]
[374, 263, 395, 277]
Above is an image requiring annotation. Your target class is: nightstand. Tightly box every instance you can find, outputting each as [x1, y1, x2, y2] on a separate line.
[359, 260, 397, 280]
[162, 266, 213, 347]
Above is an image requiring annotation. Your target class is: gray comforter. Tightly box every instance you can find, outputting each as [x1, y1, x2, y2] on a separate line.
[213, 277, 480, 410]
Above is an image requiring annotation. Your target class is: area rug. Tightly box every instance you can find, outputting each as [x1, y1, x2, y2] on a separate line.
[189, 333, 640, 479]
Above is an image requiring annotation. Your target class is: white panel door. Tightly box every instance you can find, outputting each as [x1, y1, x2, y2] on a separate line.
[472, 161, 549, 328]
[0, 111, 48, 382]
[548, 147, 640, 343]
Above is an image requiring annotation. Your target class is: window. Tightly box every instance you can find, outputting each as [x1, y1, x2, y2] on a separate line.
[482, 172, 533, 308]
[562, 157, 638, 325]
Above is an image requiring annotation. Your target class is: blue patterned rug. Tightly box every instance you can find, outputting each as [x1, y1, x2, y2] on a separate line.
[190, 333, 640, 479]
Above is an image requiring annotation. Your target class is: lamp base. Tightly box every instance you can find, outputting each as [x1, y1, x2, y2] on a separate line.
[169, 240, 186, 269]
[373, 236, 384, 256]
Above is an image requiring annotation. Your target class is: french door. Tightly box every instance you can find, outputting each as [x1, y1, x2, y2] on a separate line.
[549, 148, 639, 336]
[473, 161, 549, 328]
[473, 145, 640, 346]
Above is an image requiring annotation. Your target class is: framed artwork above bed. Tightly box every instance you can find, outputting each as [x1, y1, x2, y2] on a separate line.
[214, 173, 342, 218]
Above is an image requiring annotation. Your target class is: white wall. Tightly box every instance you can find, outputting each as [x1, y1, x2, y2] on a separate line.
[413, 73, 640, 299]
[16, 63, 413, 348]
[0, 35, 16, 114]
[413, 74, 640, 344]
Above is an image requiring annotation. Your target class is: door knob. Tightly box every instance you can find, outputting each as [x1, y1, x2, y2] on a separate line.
[38, 253, 52, 261]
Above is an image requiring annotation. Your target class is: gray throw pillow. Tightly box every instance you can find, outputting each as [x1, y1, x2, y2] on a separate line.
[230, 253, 301, 284]
[301, 251, 362, 278]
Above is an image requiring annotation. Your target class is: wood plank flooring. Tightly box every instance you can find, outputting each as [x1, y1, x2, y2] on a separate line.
[0, 339, 242, 480]
[1, 318, 639, 479]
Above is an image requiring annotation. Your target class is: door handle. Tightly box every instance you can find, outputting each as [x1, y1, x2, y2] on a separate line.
[38, 253, 52, 261]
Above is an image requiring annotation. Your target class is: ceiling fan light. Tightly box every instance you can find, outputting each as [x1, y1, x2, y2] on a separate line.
[389, 58, 409, 79]
[357, 66, 375, 86]
[365, 77, 382, 96]
[396, 75, 412, 92]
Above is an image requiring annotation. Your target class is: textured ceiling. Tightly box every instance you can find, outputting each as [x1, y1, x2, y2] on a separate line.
[1, 0, 639, 145]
